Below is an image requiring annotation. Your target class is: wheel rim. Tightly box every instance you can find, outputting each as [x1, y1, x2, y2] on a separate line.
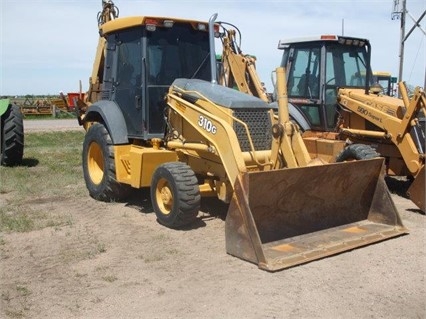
[155, 178, 173, 215]
[87, 141, 104, 185]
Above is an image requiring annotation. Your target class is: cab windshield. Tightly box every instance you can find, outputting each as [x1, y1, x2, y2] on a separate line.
[325, 44, 369, 88]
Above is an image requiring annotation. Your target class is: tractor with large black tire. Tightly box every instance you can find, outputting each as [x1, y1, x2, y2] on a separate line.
[0, 99, 24, 166]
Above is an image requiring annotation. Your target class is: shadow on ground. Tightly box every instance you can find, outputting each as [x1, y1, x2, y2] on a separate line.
[124, 188, 229, 230]
[385, 176, 411, 198]
[385, 176, 424, 215]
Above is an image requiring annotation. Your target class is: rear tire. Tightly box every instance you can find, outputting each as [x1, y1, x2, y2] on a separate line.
[336, 144, 380, 162]
[151, 162, 200, 228]
[1, 104, 24, 166]
[82, 123, 130, 201]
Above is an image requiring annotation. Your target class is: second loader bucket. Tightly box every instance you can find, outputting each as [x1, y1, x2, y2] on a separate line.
[225, 158, 408, 271]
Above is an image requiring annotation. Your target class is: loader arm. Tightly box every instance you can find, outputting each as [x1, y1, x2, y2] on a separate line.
[270, 67, 312, 168]
[166, 89, 247, 188]
[166, 81, 275, 191]
[337, 85, 425, 176]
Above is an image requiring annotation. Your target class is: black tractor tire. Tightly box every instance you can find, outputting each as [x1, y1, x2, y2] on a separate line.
[151, 162, 200, 228]
[1, 104, 24, 166]
[336, 144, 380, 162]
[82, 123, 130, 202]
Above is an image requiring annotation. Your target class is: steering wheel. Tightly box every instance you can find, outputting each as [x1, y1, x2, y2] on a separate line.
[326, 77, 336, 85]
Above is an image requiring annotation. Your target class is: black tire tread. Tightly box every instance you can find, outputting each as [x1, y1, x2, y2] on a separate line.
[83, 123, 130, 202]
[151, 162, 200, 228]
[1, 104, 24, 166]
[336, 143, 380, 162]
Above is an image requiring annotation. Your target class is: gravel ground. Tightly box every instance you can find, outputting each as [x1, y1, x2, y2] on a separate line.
[2, 119, 423, 319]
[23, 119, 82, 132]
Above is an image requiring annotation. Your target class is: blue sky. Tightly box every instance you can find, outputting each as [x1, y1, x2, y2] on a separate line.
[1, 0, 425, 95]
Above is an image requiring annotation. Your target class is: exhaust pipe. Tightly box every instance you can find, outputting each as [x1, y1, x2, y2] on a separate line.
[208, 13, 218, 84]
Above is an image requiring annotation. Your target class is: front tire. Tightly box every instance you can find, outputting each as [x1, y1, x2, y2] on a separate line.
[1, 104, 24, 166]
[82, 123, 130, 201]
[151, 162, 200, 228]
[336, 144, 380, 162]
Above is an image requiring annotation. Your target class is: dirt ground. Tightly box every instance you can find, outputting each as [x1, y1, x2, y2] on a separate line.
[22, 119, 83, 133]
[1, 121, 425, 318]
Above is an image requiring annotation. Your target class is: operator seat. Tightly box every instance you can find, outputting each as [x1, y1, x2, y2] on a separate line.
[297, 73, 318, 97]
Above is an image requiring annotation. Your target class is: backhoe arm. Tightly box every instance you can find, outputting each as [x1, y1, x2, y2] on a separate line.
[87, 1, 119, 104]
[337, 86, 425, 176]
[220, 29, 270, 102]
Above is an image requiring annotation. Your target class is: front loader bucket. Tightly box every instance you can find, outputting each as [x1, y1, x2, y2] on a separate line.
[225, 158, 407, 272]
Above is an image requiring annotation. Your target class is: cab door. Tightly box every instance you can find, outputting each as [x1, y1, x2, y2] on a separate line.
[284, 45, 322, 129]
[112, 28, 143, 137]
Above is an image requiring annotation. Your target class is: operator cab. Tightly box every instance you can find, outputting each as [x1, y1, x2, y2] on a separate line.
[372, 71, 396, 96]
[100, 17, 212, 140]
[279, 35, 372, 131]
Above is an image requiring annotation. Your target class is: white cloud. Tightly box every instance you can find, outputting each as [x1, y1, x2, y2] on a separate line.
[1, 0, 425, 94]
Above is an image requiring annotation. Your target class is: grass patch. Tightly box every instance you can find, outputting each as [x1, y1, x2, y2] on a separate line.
[59, 239, 107, 264]
[15, 285, 31, 297]
[0, 131, 85, 199]
[0, 208, 74, 233]
[0, 131, 84, 233]
[24, 112, 76, 120]
[102, 275, 118, 283]
[0, 210, 34, 233]
[2, 284, 32, 318]
[4, 309, 25, 319]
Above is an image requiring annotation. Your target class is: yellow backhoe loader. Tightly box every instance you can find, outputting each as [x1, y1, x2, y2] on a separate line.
[77, 1, 407, 271]
[337, 84, 425, 211]
[217, 32, 424, 212]
[372, 71, 396, 96]
[278, 35, 425, 212]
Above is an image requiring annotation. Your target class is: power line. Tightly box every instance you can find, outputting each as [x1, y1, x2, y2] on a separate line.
[392, 0, 426, 90]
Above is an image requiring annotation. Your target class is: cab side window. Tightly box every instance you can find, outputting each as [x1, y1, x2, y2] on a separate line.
[114, 29, 142, 110]
[288, 47, 320, 99]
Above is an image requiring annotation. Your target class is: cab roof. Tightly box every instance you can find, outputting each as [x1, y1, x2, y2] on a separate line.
[100, 16, 209, 35]
[278, 35, 370, 49]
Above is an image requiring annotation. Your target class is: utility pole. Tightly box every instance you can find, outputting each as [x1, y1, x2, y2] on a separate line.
[392, 0, 426, 91]
[398, 0, 406, 88]
[392, 0, 406, 90]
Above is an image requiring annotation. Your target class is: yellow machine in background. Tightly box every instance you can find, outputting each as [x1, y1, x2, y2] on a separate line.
[278, 35, 425, 212]
[337, 84, 426, 211]
[77, 1, 407, 271]
[372, 71, 396, 96]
